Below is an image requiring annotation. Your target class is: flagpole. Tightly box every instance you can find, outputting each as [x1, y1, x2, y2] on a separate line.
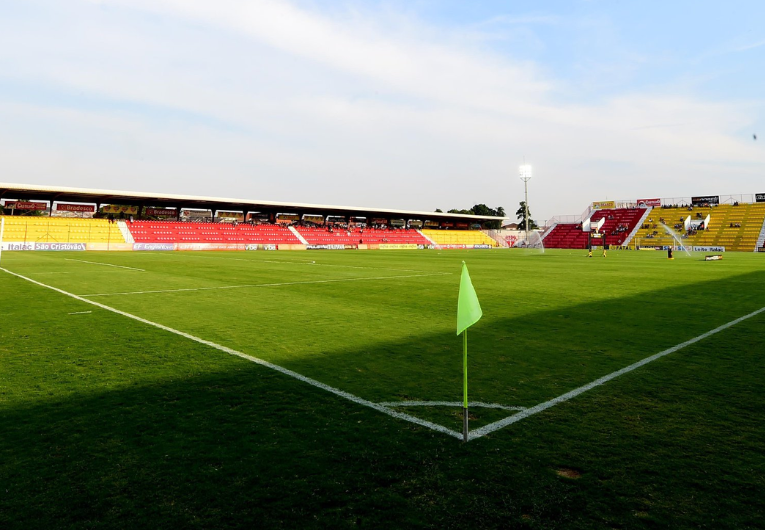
[463, 329, 468, 442]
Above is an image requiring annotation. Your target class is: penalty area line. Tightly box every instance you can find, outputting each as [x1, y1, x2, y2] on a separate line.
[0, 267, 462, 441]
[79, 272, 452, 297]
[469, 304, 765, 441]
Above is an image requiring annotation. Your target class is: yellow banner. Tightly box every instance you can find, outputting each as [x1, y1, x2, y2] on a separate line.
[592, 200, 615, 210]
[103, 205, 138, 215]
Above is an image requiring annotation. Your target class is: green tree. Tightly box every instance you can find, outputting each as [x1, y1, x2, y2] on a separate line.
[444, 204, 506, 229]
[515, 201, 538, 230]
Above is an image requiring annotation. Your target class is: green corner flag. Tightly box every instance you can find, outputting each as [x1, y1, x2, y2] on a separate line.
[457, 261, 482, 442]
[457, 262, 482, 335]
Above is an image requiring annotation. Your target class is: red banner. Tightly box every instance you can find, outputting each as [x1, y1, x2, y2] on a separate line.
[5, 201, 47, 210]
[637, 198, 661, 207]
[146, 208, 176, 217]
[56, 203, 95, 212]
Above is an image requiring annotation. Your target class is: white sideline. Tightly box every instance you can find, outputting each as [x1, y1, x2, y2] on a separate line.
[378, 401, 526, 411]
[79, 272, 451, 297]
[65, 259, 145, 272]
[0, 267, 463, 440]
[469, 304, 765, 441]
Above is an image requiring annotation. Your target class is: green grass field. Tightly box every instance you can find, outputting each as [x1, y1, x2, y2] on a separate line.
[1, 249, 764, 529]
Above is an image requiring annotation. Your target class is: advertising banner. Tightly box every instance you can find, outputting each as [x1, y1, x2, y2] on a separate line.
[133, 243, 176, 251]
[307, 244, 346, 250]
[217, 211, 244, 220]
[34, 242, 86, 251]
[1, 242, 35, 251]
[5, 201, 47, 210]
[473, 244, 493, 249]
[378, 244, 418, 250]
[691, 196, 719, 206]
[424, 220, 439, 227]
[592, 200, 616, 210]
[276, 214, 300, 222]
[303, 215, 324, 224]
[145, 208, 176, 217]
[56, 203, 95, 212]
[176, 243, 244, 251]
[692, 246, 726, 252]
[86, 243, 134, 251]
[245, 244, 278, 251]
[456, 223, 469, 229]
[637, 198, 661, 208]
[436, 244, 467, 249]
[756, 193, 765, 203]
[103, 205, 139, 215]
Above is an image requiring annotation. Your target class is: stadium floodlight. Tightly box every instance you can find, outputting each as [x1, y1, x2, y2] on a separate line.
[519, 165, 532, 244]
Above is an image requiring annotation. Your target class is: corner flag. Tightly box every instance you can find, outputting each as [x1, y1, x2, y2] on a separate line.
[457, 261, 481, 442]
[457, 262, 482, 335]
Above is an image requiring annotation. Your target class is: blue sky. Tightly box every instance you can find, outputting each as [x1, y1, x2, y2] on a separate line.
[1, 0, 763, 221]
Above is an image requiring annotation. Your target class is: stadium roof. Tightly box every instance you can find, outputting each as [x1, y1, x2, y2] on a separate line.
[0, 183, 507, 223]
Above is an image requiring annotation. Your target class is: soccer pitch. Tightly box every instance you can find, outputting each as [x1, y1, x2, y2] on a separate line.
[2, 249, 765, 528]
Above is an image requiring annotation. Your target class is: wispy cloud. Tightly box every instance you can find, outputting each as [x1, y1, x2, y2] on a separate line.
[0, 0, 762, 219]
[734, 39, 765, 52]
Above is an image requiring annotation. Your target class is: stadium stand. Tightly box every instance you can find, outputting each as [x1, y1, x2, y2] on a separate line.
[0, 216, 125, 244]
[420, 229, 498, 247]
[296, 226, 429, 246]
[542, 208, 644, 249]
[630, 203, 765, 251]
[128, 220, 301, 244]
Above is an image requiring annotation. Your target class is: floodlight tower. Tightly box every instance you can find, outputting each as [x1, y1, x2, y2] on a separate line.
[519, 164, 532, 244]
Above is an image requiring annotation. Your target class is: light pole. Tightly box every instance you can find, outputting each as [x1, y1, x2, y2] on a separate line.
[519, 164, 532, 245]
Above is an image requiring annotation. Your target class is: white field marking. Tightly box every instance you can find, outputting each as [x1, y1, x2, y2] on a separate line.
[146, 253, 428, 273]
[469, 304, 765, 441]
[65, 259, 145, 272]
[0, 267, 462, 440]
[79, 272, 451, 297]
[378, 401, 526, 411]
[68, 311, 92, 315]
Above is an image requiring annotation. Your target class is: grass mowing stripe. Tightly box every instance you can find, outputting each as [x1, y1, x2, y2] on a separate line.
[65, 258, 145, 271]
[1, 266, 462, 440]
[78, 272, 452, 297]
[470, 304, 765, 440]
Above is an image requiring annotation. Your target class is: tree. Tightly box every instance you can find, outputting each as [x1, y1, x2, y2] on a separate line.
[444, 204, 506, 229]
[516, 201, 538, 230]
[434, 209, 443, 213]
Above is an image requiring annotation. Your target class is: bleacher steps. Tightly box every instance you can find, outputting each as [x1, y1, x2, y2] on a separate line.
[117, 221, 135, 244]
[623, 207, 652, 248]
[417, 230, 438, 245]
[288, 226, 309, 245]
[755, 217, 765, 252]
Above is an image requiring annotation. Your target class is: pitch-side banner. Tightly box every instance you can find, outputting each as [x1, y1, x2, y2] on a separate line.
[637, 198, 661, 207]
[756, 193, 765, 203]
[691, 195, 719, 206]
[592, 200, 616, 210]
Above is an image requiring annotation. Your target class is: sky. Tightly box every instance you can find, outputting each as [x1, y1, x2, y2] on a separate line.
[1, 0, 763, 222]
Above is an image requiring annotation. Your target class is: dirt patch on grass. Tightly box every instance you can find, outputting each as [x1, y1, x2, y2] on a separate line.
[555, 467, 582, 479]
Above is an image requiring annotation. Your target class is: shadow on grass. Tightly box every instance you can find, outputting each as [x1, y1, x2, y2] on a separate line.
[2, 267, 765, 529]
